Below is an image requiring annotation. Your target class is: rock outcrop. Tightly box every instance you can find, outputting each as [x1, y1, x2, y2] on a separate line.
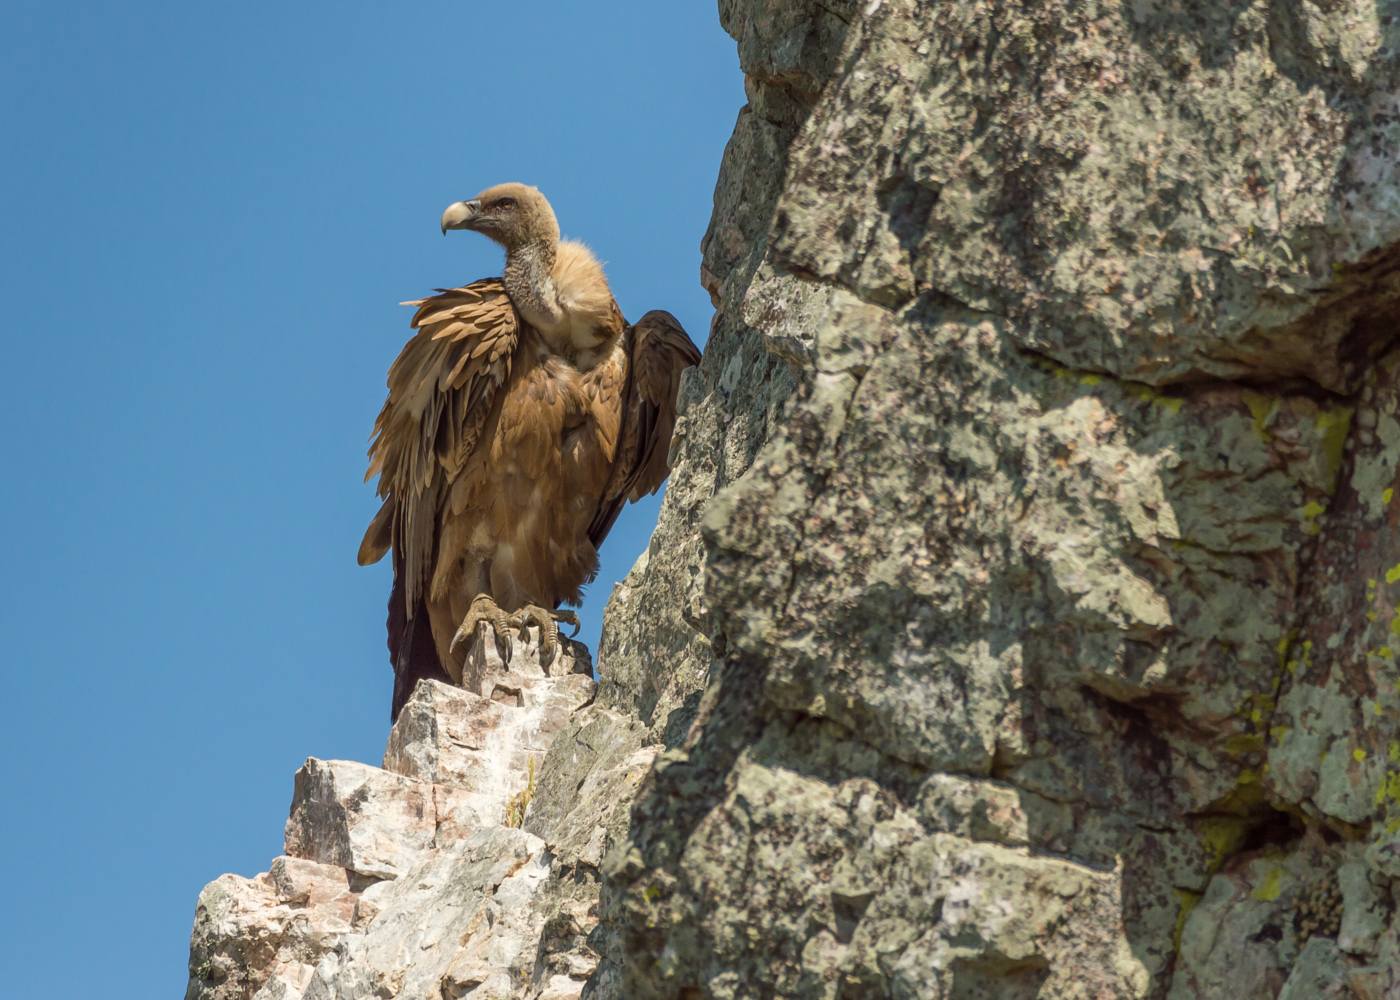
[185, 631, 654, 1000]
[599, 0, 1400, 996]
[191, 1, 1400, 996]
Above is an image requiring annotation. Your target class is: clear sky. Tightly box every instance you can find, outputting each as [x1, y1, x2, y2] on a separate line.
[0, 3, 740, 994]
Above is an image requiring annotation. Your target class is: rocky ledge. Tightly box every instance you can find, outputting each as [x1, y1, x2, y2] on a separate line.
[185, 629, 654, 1000]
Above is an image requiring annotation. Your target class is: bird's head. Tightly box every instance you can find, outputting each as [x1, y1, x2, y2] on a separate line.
[439, 182, 559, 252]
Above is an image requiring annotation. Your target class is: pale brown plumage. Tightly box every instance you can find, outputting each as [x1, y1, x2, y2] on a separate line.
[359, 183, 700, 718]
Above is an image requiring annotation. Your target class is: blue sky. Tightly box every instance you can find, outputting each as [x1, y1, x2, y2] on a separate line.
[0, 3, 740, 993]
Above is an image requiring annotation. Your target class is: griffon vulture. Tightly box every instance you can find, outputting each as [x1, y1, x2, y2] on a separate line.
[358, 183, 700, 719]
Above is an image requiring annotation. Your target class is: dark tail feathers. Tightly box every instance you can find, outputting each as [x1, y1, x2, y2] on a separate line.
[387, 564, 450, 721]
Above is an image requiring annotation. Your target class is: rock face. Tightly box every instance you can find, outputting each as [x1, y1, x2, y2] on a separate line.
[191, 1, 1400, 996]
[600, 0, 1400, 996]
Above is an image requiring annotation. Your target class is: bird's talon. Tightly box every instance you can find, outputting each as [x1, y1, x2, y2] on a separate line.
[504, 605, 579, 665]
[451, 594, 510, 654]
[449, 625, 470, 655]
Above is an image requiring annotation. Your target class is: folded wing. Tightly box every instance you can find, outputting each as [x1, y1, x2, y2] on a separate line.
[358, 280, 519, 715]
[588, 309, 701, 549]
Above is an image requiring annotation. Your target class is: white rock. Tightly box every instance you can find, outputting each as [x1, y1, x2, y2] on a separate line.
[283, 758, 459, 880]
[188, 625, 623, 1000]
[384, 677, 595, 829]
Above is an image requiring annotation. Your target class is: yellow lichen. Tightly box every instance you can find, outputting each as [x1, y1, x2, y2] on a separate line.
[1354, 748, 1369, 763]
[1386, 487, 1396, 506]
[1315, 407, 1354, 492]
[1300, 500, 1327, 535]
[504, 756, 538, 828]
[1252, 866, 1286, 902]
[1172, 888, 1203, 952]
[1374, 771, 1400, 807]
[1242, 392, 1277, 437]
[1226, 733, 1266, 755]
[1196, 817, 1250, 872]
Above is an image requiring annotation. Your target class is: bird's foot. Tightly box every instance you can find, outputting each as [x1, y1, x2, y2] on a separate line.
[450, 593, 512, 654]
[504, 605, 580, 665]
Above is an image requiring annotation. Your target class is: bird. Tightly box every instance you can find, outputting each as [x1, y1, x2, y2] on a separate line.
[358, 183, 701, 719]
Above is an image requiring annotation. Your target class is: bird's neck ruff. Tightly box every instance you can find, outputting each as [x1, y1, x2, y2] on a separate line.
[503, 240, 566, 338]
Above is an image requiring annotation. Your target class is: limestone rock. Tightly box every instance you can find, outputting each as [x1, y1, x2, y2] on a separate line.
[303, 826, 548, 1000]
[186, 859, 359, 1000]
[186, 627, 605, 999]
[283, 758, 456, 880]
[384, 670, 594, 828]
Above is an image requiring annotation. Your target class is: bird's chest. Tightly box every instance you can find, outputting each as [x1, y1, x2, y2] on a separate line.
[491, 346, 621, 485]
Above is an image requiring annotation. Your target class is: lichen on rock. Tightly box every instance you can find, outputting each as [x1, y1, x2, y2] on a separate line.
[601, 0, 1400, 996]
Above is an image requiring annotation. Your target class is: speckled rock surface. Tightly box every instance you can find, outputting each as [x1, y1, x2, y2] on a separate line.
[597, 0, 1400, 996]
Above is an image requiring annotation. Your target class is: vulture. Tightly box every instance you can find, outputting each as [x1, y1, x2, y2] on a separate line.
[358, 183, 700, 719]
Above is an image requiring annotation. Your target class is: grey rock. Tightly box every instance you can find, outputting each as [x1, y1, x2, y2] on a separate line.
[599, 0, 1400, 997]
[525, 707, 654, 868]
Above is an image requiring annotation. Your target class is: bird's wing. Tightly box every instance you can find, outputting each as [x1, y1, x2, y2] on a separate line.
[358, 278, 519, 614]
[587, 309, 701, 549]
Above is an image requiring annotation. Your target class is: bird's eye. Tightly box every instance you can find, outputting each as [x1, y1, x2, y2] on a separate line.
[495, 197, 517, 209]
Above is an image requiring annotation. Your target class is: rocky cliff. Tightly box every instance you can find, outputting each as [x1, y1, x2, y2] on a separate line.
[189, 0, 1400, 996]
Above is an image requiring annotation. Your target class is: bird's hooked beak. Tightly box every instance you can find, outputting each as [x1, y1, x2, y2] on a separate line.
[440, 199, 481, 235]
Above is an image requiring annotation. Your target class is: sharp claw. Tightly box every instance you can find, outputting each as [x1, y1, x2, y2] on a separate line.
[449, 624, 471, 655]
[457, 599, 578, 668]
[452, 594, 508, 656]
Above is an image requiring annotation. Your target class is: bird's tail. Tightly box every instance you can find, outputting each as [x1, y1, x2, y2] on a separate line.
[387, 557, 450, 721]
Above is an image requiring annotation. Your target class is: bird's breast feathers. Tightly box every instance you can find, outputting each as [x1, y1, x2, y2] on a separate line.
[552, 241, 622, 351]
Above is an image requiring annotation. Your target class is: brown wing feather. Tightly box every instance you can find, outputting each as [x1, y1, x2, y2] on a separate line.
[587, 309, 700, 548]
[359, 279, 519, 618]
